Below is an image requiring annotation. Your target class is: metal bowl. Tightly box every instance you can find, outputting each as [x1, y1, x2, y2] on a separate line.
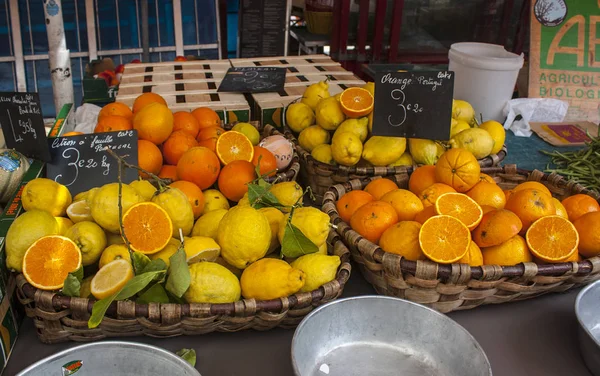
[292, 296, 491, 376]
[17, 341, 200, 376]
[576, 280, 600, 376]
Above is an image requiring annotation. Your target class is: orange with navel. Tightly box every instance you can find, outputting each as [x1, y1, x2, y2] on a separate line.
[526, 215, 578, 263]
[419, 215, 471, 264]
[98, 102, 133, 122]
[561, 194, 600, 222]
[217, 160, 256, 202]
[336, 190, 375, 223]
[466, 181, 506, 209]
[364, 178, 399, 200]
[162, 130, 199, 165]
[122, 202, 173, 254]
[419, 183, 456, 207]
[172, 111, 201, 138]
[408, 165, 437, 195]
[94, 115, 133, 133]
[192, 107, 221, 129]
[505, 188, 555, 232]
[176, 147, 221, 190]
[169, 180, 205, 219]
[137, 140, 163, 178]
[435, 148, 481, 192]
[350, 201, 399, 244]
[472, 209, 522, 247]
[252, 146, 278, 177]
[434, 192, 483, 230]
[133, 92, 167, 113]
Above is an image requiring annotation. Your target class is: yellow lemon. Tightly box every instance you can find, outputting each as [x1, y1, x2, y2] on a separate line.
[150, 238, 181, 268]
[362, 82, 375, 96]
[217, 206, 272, 269]
[291, 253, 340, 292]
[286, 102, 315, 133]
[184, 262, 241, 303]
[66, 200, 93, 223]
[232, 122, 260, 146]
[91, 259, 134, 299]
[450, 128, 494, 159]
[89, 183, 142, 233]
[298, 125, 330, 152]
[362, 136, 407, 166]
[192, 208, 228, 241]
[215, 256, 243, 278]
[22, 178, 72, 217]
[334, 117, 369, 142]
[54, 217, 74, 235]
[452, 99, 475, 123]
[315, 96, 346, 131]
[259, 207, 285, 254]
[152, 187, 194, 237]
[73, 187, 98, 203]
[269, 181, 304, 211]
[388, 152, 413, 167]
[202, 189, 230, 214]
[450, 119, 471, 138]
[65, 221, 107, 266]
[240, 258, 305, 300]
[98, 244, 131, 269]
[105, 230, 124, 245]
[479, 120, 506, 155]
[6, 210, 59, 271]
[277, 207, 330, 247]
[183, 236, 221, 263]
[311, 144, 335, 165]
[367, 111, 373, 133]
[331, 131, 362, 166]
[130, 180, 157, 201]
[408, 138, 446, 165]
[79, 276, 94, 298]
[237, 193, 250, 206]
[301, 81, 330, 110]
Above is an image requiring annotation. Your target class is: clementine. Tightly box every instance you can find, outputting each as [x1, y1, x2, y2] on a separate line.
[218, 160, 256, 202]
[350, 201, 399, 244]
[176, 147, 221, 190]
[137, 140, 163, 178]
[196, 126, 225, 152]
[336, 190, 375, 223]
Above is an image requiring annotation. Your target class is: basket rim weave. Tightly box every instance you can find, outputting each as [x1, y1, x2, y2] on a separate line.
[17, 230, 351, 320]
[322, 164, 600, 281]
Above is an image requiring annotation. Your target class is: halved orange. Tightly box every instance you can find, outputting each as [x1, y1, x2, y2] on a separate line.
[22, 235, 82, 290]
[419, 215, 471, 264]
[122, 202, 173, 254]
[215, 131, 255, 165]
[435, 192, 483, 230]
[526, 215, 579, 263]
[339, 87, 374, 118]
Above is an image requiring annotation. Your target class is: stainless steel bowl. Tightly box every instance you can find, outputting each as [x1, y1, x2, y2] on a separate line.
[576, 280, 600, 376]
[17, 341, 200, 376]
[292, 296, 491, 376]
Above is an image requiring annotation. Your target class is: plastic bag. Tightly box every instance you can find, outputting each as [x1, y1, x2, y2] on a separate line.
[503, 98, 569, 137]
[73, 103, 102, 134]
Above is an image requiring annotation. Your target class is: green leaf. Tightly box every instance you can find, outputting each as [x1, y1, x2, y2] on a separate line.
[167, 291, 186, 304]
[247, 183, 286, 210]
[165, 247, 191, 298]
[176, 348, 197, 367]
[132, 252, 151, 275]
[88, 270, 165, 328]
[141, 258, 168, 275]
[281, 222, 319, 258]
[72, 265, 84, 281]
[136, 283, 169, 304]
[62, 274, 81, 297]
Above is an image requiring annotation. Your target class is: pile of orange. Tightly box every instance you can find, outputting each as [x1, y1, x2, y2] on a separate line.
[95, 93, 280, 205]
[338, 148, 600, 266]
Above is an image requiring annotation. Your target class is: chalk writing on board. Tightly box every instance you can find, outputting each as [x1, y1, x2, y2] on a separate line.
[218, 67, 286, 93]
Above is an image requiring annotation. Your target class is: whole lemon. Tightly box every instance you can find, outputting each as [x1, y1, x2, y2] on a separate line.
[298, 125, 330, 152]
[388, 152, 413, 167]
[362, 136, 406, 166]
[291, 254, 341, 292]
[152, 187, 194, 237]
[285, 102, 315, 133]
[65, 221, 107, 266]
[334, 117, 369, 142]
[450, 119, 471, 138]
[450, 128, 494, 159]
[54, 217, 74, 235]
[202, 189, 230, 214]
[367, 111, 373, 133]
[259, 207, 285, 254]
[301, 81, 330, 110]
[22, 178, 72, 217]
[237, 193, 250, 206]
[98, 244, 131, 269]
[240, 258, 305, 300]
[311, 144, 335, 165]
[184, 262, 241, 303]
[277, 207, 330, 247]
[315, 97, 346, 131]
[6, 210, 59, 271]
[362, 82, 375, 96]
[130, 180, 157, 201]
[452, 99, 475, 123]
[408, 138, 446, 165]
[217, 206, 271, 269]
[150, 238, 181, 268]
[73, 187, 98, 203]
[269, 181, 304, 211]
[105, 230, 124, 245]
[232, 122, 260, 146]
[214, 256, 243, 278]
[479, 120, 506, 155]
[331, 131, 362, 166]
[192, 209, 228, 241]
[90, 183, 142, 233]
[79, 276, 94, 298]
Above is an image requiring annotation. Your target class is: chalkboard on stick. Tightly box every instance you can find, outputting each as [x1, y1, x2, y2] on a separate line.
[46, 130, 139, 196]
[0, 92, 51, 161]
[218, 67, 286, 93]
[371, 71, 454, 141]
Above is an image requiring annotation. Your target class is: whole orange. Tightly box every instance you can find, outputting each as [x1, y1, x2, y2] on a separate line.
[472, 209, 522, 247]
[176, 147, 221, 190]
[192, 107, 221, 129]
[133, 93, 167, 113]
[466, 181, 506, 209]
[504, 189, 555, 232]
[574, 211, 600, 257]
[138, 140, 163, 178]
[94, 115, 132, 133]
[414, 206, 437, 224]
[435, 148, 481, 192]
[158, 165, 179, 181]
[162, 130, 199, 165]
[408, 165, 436, 195]
[133, 102, 174, 145]
[98, 102, 133, 122]
[173, 111, 201, 138]
[252, 146, 278, 177]
[196, 126, 225, 153]
[169, 180, 205, 219]
[217, 160, 256, 202]
[561, 194, 600, 222]
[380, 189, 424, 221]
[513, 181, 552, 197]
[479, 173, 496, 184]
[419, 183, 456, 207]
[350, 201, 399, 244]
[364, 178, 399, 200]
[336, 190, 375, 223]
[197, 138, 218, 152]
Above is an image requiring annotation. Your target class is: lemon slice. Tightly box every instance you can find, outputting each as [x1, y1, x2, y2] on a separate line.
[90, 259, 134, 299]
[66, 200, 93, 223]
[184, 236, 221, 264]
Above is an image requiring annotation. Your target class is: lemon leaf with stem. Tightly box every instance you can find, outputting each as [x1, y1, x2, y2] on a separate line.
[176, 348, 197, 367]
[136, 283, 170, 304]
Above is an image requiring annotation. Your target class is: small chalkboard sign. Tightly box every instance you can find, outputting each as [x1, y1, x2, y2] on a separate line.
[371, 71, 455, 140]
[0, 92, 51, 161]
[218, 67, 286, 93]
[46, 130, 139, 196]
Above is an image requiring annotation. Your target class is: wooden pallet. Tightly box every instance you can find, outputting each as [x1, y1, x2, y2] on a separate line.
[283, 73, 363, 86]
[229, 54, 338, 68]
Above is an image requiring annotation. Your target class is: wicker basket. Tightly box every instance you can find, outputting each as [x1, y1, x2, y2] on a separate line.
[322, 164, 600, 313]
[16, 230, 351, 343]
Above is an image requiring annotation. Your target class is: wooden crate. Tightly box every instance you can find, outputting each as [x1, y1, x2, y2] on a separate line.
[283, 73, 363, 87]
[229, 55, 338, 68]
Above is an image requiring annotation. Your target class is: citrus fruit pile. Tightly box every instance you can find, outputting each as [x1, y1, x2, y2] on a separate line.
[338, 148, 600, 266]
[287, 81, 505, 167]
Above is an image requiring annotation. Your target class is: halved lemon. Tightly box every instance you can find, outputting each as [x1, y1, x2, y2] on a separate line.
[90, 258, 134, 299]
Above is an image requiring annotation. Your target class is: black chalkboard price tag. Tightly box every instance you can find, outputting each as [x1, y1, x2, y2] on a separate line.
[218, 67, 286, 93]
[46, 130, 139, 196]
[371, 71, 455, 141]
[0, 92, 51, 161]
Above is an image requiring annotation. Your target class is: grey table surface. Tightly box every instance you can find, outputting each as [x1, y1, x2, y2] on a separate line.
[3, 264, 593, 376]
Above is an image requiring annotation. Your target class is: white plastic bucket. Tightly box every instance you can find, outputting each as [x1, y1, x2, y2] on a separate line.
[448, 42, 524, 122]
